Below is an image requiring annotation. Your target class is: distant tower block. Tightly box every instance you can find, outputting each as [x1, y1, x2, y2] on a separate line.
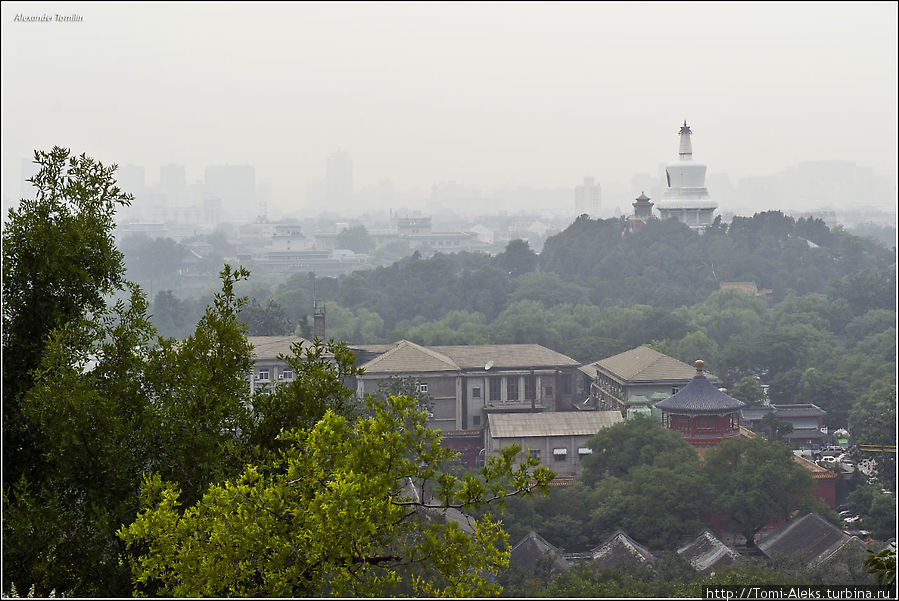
[628, 191, 654, 232]
[574, 177, 602, 215]
[655, 121, 718, 230]
[313, 304, 326, 340]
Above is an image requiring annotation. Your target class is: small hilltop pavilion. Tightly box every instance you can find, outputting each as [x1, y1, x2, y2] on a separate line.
[654, 360, 745, 448]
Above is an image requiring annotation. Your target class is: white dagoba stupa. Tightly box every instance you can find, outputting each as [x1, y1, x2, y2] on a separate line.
[655, 121, 717, 229]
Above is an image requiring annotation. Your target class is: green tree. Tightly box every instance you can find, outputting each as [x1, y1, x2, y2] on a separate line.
[494, 239, 538, 277]
[2, 147, 132, 485]
[728, 376, 766, 406]
[238, 297, 293, 335]
[119, 394, 555, 597]
[334, 224, 375, 253]
[703, 437, 815, 546]
[582, 416, 693, 485]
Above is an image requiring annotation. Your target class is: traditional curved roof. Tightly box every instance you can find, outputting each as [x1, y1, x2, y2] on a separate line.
[654, 362, 745, 414]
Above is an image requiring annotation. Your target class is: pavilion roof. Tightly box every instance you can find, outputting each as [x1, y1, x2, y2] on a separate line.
[654, 374, 745, 414]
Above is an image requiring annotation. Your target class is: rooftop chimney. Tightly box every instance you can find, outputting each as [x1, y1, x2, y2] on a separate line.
[313, 304, 326, 340]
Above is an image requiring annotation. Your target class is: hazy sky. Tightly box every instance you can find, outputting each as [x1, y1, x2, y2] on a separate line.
[2, 1, 897, 213]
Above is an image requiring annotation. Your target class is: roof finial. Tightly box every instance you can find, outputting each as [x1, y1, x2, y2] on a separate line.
[695, 359, 704, 375]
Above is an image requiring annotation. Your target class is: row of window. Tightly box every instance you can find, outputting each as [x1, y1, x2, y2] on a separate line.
[255, 369, 294, 381]
[470, 375, 572, 401]
[528, 447, 593, 462]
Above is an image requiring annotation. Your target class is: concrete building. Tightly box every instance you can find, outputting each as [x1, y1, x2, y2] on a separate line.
[574, 177, 601, 216]
[204, 164, 256, 220]
[248, 335, 312, 395]
[485, 411, 623, 477]
[655, 121, 718, 230]
[580, 346, 717, 419]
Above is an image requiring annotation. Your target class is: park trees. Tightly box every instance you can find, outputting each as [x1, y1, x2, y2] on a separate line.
[703, 437, 815, 546]
[119, 394, 554, 597]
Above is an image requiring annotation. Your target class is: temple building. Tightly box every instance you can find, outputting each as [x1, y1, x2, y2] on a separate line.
[628, 191, 654, 232]
[655, 121, 718, 230]
[654, 360, 745, 447]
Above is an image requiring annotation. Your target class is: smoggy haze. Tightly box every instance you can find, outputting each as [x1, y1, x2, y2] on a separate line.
[1, 2, 897, 217]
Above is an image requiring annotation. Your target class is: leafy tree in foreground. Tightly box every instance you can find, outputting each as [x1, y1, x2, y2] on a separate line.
[703, 436, 814, 546]
[119, 394, 555, 597]
[2, 146, 132, 485]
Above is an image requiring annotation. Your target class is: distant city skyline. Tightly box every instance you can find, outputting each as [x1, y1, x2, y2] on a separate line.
[2, 2, 896, 217]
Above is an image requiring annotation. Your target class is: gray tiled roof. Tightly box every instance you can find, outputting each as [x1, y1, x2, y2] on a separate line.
[488, 411, 623, 439]
[771, 404, 827, 418]
[592, 346, 717, 383]
[589, 530, 655, 570]
[677, 530, 741, 572]
[757, 513, 861, 567]
[654, 375, 745, 413]
[361, 340, 460, 374]
[248, 336, 313, 360]
[510, 531, 571, 573]
[431, 344, 580, 370]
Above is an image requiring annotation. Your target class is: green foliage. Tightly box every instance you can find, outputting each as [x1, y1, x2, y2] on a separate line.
[334, 224, 375, 253]
[238, 297, 293, 335]
[119, 395, 555, 597]
[2, 147, 132, 483]
[864, 543, 897, 587]
[494, 238, 538, 276]
[728, 376, 766, 405]
[582, 416, 692, 484]
[119, 233, 186, 292]
[703, 437, 815, 546]
[848, 486, 897, 541]
[243, 338, 362, 455]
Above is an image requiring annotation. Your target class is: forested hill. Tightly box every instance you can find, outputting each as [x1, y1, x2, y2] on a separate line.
[151, 210, 896, 431]
[539, 212, 893, 308]
[317, 211, 894, 328]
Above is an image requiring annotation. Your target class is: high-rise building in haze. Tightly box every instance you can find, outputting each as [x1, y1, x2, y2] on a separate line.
[116, 165, 146, 199]
[655, 121, 717, 229]
[204, 164, 256, 220]
[159, 164, 187, 206]
[325, 151, 353, 207]
[574, 177, 601, 215]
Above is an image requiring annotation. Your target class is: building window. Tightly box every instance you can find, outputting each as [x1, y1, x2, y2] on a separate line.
[524, 375, 536, 400]
[472, 415, 481, 426]
[529, 449, 541, 461]
[545, 385, 553, 397]
[578, 447, 593, 458]
[258, 370, 269, 381]
[472, 387, 481, 399]
[672, 386, 680, 395]
[489, 377, 501, 402]
[507, 378, 519, 401]
[282, 370, 294, 380]
[419, 382, 428, 393]
[553, 448, 568, 462]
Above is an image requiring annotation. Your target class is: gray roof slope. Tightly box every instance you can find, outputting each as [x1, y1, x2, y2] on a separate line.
[592, 346, 716, 383]
[771, 404, 827, 418]
[431, 344, 579, 370]
[589, 530, 655, 570]
[248, 336, 312, 360]
[677, 530, 741, 572]
[510, 531, 571, 573]
[361, 340, 460, 374]
[654, 374, 745, 413]
[758, 513, 861, 567]
[488, 411, 624, 439]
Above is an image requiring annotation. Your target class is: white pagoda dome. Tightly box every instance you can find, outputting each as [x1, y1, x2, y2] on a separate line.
[655, 121, 718, 229]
